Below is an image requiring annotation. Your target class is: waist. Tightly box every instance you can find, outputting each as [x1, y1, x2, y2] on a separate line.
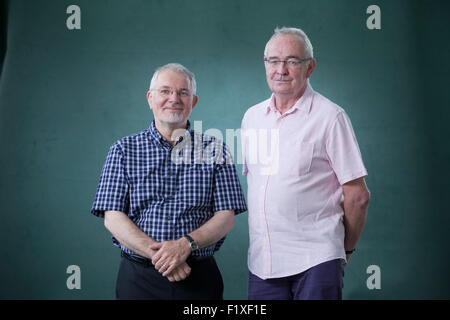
[121, 251, 213, 267]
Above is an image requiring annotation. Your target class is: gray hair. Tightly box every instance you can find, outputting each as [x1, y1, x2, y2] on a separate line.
[149, 63, 197, 95]
[264, 26, 314, 59]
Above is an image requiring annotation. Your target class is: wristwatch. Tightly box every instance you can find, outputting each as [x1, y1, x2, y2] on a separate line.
[184, 234, 199, 251]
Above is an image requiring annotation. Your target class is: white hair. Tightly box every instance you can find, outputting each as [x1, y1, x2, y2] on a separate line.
[149, 63, 197, 94]
[264, 26, 314, 59]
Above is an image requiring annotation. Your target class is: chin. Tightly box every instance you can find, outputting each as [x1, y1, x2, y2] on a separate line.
[271, 83, 293, 90]
[163, 116, 187, 126]
[272, 88, 294, 95]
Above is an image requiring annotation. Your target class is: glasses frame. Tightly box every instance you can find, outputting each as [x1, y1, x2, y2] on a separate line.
[264, 58, 312, 68]
[152, 87, 192, 98]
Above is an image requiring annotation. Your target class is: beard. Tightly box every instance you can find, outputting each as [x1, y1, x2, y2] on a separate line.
[158, 105, 189, 127]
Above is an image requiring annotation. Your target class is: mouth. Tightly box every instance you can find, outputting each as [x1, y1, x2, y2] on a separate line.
[163, 106, 183, 111]
[274, 81, 292, 86]
[273, 78, 292, 83]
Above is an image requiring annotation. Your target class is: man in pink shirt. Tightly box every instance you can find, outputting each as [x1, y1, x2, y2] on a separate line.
[241, 27, 371, 300]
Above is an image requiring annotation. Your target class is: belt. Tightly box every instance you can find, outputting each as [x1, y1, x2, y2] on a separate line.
[121, 251, 153, 267]
[121, 251, 212, 268]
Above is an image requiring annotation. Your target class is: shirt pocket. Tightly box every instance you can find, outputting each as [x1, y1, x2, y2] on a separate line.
[181, 164, 214, 206]
[129, 166, 160, 200]
[280, 140, 314, 176]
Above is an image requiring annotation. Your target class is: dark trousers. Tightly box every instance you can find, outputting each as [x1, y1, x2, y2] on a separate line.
[116, 253, 224, 300]
[248, 259, 345, 300]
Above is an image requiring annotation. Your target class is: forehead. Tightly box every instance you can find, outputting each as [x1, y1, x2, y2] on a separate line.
[265, 34, 305, 58]
[155, 70, 190, 88]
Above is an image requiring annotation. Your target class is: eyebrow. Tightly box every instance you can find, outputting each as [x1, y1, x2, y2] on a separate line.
[159, 85, 189, 91]
[267, 55, 302, 60]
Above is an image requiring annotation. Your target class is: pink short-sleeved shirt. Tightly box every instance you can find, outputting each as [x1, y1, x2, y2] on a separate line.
[241, 84, 368, 279]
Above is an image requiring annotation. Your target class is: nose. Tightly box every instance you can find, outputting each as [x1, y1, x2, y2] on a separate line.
[276, 61, 289, 75]
[168, 90, 181, 102]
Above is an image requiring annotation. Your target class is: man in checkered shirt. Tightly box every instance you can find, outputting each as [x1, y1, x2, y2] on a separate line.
[91, 63, 247, 299]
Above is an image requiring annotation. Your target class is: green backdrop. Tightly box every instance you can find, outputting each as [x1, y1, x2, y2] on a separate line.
[0, 0, 449, 299]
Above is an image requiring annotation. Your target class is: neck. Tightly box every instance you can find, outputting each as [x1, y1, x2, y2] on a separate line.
[274, 83, 308, 115]
[154, 120, 188, 146]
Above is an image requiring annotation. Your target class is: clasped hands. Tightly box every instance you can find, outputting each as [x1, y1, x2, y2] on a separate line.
[149, 238, 192, 282]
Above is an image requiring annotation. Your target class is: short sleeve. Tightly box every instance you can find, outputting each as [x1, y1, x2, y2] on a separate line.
[241, 115, 248, 176]
[91, 144, 130, 218]
[212, 143, 248, 215]
[326, 112, 368, 185]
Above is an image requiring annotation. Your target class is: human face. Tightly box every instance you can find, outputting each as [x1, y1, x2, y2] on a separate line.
[147, 70, 198, 129]
[264, 34, 316, 99]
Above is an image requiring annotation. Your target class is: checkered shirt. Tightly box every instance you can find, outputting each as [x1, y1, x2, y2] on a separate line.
[91, 120, 247, 257]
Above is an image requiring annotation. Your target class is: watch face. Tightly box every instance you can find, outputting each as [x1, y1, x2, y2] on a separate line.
[190, 242, 198, 250]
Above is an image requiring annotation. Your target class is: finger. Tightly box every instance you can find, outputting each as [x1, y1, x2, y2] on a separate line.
[166, 265, 183, 282]
[182, 263, 191, 275]
[160, 263, 169, 274]
[179, 268, 189, 280]
[150, 242, 162, 250]
[152, 252, 162, 265]
[345, 255, 350, 265]
[174, 265, 188, 281]
[172, 271, 181, 282]
[156, 260, 169, 272]
[173, 264, 190, 280]
[154, 259, 162, 270]
[154, 253, 169, 269]
[162, 263, 177, 277]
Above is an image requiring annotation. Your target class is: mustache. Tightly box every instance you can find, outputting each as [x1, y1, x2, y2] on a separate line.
[273, 77, 292, 81]
[163, 104, 183, 110]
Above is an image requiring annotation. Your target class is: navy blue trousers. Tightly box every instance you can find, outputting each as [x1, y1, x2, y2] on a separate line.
[248, 259, 345, 300]
[116, 255, 223, 300]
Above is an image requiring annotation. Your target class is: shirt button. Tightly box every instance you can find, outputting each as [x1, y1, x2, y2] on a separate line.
[167, 216, 171, 221]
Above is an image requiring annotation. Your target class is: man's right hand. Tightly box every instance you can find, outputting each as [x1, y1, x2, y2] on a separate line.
[165, 262, 191, 282]
[145, 243, 191, 282]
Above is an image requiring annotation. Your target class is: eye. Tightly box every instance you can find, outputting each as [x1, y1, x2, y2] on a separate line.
[287, 60, 300, 66]
[179, 90, 189, 97]
[160, 89, 171, 95]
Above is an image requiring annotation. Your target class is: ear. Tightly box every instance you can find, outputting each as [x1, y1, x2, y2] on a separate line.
[147, 90, 153, 110]
[306, 58, 316, 78]
[191, 95, 199, 109]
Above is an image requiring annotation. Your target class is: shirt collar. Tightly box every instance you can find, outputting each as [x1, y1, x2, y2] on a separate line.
[147, 120, 193, 147]
[265, 83, 314, 116]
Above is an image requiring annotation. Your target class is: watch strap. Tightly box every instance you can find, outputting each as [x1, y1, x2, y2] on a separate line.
[184, 234, 198, 251]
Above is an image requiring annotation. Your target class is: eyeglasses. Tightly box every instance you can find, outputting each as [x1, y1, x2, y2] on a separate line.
[264, 58, 312, 68]
[152, 88, 191, 97]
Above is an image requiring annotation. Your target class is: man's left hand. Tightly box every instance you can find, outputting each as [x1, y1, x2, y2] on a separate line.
[344, 254, 351, 267]
[150, 238, 191, 276]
